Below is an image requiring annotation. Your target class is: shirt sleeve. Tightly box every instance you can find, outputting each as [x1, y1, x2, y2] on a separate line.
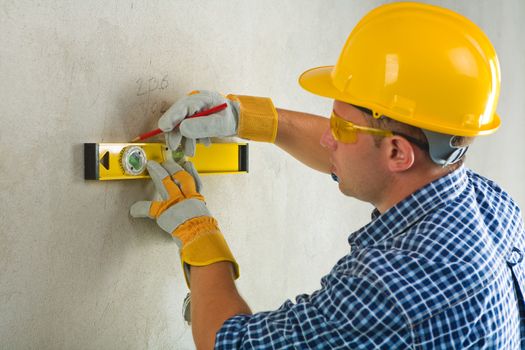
[214, 271, 410, 349]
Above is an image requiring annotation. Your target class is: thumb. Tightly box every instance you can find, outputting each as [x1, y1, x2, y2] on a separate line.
[130, 201, 153, 218]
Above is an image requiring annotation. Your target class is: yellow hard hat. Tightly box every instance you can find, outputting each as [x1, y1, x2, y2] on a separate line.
[299, 2, 501, 137]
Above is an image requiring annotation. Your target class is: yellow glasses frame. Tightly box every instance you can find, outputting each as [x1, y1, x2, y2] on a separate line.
[330, 111, 393, 143]
[330, 110, 429, 150]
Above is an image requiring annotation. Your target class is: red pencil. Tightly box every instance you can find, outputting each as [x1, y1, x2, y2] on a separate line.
[131, 103, 228, 142]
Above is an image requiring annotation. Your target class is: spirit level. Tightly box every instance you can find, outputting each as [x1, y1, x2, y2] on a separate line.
[84, 142, 249, 180]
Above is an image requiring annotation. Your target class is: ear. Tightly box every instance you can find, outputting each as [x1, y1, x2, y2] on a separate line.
[383, 136, 415, 172]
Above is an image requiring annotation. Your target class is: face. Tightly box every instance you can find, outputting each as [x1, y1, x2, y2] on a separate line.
[320, 101, 387, 203]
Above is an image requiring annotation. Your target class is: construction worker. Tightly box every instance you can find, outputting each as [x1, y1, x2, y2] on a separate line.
[131, 2, 525, 349]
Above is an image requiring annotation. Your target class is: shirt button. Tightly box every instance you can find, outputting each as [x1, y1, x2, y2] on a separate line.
[507, 247, 524, 266]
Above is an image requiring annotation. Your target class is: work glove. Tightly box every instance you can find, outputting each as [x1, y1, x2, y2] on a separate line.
[130, 159, 239, 287]
[158, 90, 278, 155]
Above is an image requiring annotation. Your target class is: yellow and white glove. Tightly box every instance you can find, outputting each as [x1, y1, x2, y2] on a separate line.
[158, 90, 278, 155]
[130, 159, 239, 287]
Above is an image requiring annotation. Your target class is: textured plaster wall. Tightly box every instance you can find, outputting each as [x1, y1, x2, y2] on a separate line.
[1, 1, 524, 349]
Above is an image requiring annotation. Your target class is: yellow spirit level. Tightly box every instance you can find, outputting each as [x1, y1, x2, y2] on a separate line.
[84, 142, 249, 180]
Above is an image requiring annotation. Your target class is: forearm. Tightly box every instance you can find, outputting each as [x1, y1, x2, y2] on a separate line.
[190, 262, 252, 350]
[275, 108, 331, 173]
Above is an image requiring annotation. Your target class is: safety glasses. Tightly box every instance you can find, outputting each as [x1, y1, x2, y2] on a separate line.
[330, 111, 393, 143]
[330, 110, 429, 150]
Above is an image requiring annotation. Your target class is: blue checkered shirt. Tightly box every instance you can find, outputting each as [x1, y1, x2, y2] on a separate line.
[215, 167, 525, 349]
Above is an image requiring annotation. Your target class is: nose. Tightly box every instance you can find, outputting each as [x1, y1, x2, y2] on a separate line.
[320, 127, 336, 150]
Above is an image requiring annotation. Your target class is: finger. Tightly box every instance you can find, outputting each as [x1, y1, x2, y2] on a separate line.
[146, 161, 172, 200]
[158, 105, 184, 132]
[182, 161, 203, 192]
[158, 98, 207, 132]
[183, 137, 196, 157]
[198, 137, 211, 147]
[171, 167, 200, 198]
[162, 160, 200, 196]
[162, 160, 198, 196]
[130, 201, 153, 218]
[162, 159, 184, 176]
[166, 130, 182, 150]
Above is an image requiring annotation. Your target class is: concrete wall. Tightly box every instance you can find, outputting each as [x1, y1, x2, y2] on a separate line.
[1, 1, 524, 348]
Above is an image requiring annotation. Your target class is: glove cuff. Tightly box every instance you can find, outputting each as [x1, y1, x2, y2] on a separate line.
[228, 95, 278, 143]
[177, 217, 240, 288]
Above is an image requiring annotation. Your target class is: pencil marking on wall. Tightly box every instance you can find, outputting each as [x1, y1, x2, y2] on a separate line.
[136, 74, 169, 97]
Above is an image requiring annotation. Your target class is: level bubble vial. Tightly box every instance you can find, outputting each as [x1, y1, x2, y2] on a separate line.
[121, 146, 147, 175]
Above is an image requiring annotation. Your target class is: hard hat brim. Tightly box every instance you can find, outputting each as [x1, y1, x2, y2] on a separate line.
[298, 65, 354, 104]
[298, 66, 501, 136]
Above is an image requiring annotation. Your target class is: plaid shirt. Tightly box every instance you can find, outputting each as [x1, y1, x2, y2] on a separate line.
[215, 167, 525, 349]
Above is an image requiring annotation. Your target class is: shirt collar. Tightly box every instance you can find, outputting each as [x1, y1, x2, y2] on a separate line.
[348, 166, 469, 251]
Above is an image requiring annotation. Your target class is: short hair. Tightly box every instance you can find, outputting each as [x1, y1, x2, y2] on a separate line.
[352, 105, 474, 170]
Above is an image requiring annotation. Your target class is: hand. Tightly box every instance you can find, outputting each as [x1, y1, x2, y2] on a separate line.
[159, 90, 279, 155]
[158, 91, 240, 156]
[130, 159, 239, 287]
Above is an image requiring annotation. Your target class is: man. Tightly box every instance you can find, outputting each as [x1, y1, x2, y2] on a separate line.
[131, 2, 525, 349]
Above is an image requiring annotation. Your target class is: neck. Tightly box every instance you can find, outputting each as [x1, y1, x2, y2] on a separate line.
[374, 165, 451, 213]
